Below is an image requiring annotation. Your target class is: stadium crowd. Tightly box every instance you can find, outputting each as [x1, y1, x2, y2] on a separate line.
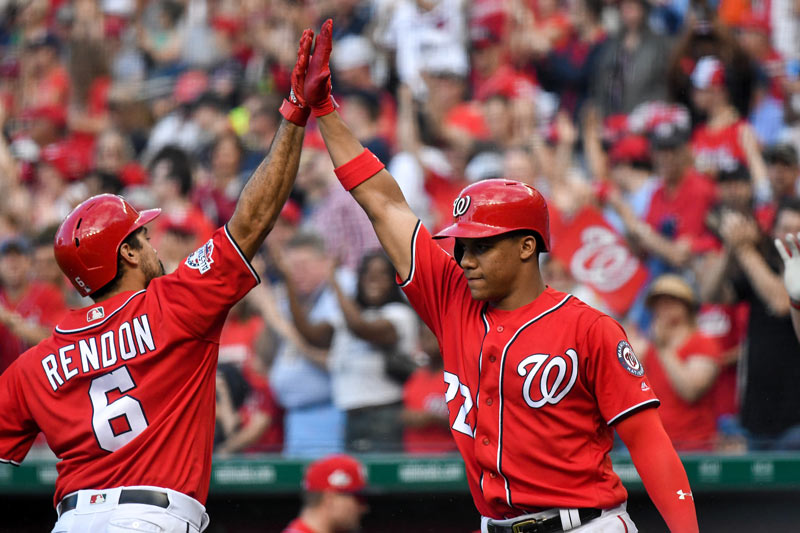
[1, 0, 799, 456]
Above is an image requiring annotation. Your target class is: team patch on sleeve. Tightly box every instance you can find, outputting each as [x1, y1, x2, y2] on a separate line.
[186, 239, 215, 274]
[616, 340, 644, 376]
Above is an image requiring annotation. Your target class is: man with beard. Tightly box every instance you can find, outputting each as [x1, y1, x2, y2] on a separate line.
[0, 27, 318, 533]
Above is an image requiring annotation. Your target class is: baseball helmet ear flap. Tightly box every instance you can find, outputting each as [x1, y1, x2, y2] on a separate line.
[54, 194, 161, 297]
[453, 240, 465, 265]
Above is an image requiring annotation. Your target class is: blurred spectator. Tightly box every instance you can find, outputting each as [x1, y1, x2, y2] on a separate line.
[402, 321, 454, 454]
[299, 144, 380, 270]
[589, 0, 669, 116]
[640, 275, 723, 451]
[20, 33, 69, 111]
[704, 200, 800, 449]
[472, 17, 537, 103]
[281, 454, 368, 533]
[270, 232, 347, 457]
[667, 15, 756, 123]
[689, 56, 766, 181]
[0, 236, 67, 374]
[759, 143, 800, 228]
[606, 105, 715, 273]
[93, 129, 147, 187]
[527, 0, 607, 117]
[338, 90, 391, 164]
[136, 0, 186, 76]
[328, 252, 418, 452]
[142, 70, 209, 162]
[193, 130, 245, 226]
[378, 0, 468, 100]
[215, 300, 283, 455]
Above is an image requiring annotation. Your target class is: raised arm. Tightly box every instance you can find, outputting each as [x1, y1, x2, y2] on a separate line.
[227, 29, 313, 260]
[305, 20, 419, 280]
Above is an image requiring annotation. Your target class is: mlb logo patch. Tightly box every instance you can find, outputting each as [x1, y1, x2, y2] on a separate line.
[89, 494, 106, 505]
[86, 306, 105, 322]
[186, 239, 215, 274]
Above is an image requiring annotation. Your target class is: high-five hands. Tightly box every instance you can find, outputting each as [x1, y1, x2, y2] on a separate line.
[279, 28, 314, 126]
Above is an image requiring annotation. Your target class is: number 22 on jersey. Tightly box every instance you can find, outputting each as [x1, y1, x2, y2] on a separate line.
[444, 371, 476, 437]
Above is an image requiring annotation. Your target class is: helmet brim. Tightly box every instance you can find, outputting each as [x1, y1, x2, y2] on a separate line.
[433, 221, 511, 240]
[132, 208, 161, 232]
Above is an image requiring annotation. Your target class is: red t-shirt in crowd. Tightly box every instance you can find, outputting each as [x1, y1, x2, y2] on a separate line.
[691, 120, 748, 177]
[643, 332, 723, 451]
[697, 303, 749, 419]
[0, 227, 259, 507]
[240, 363, 284, 453]
[403, 366, 456, 454]
[0, 281, 67, 375]
[645, 169, 716, 250]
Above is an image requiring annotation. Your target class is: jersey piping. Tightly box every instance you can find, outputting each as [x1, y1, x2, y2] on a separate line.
[55, 290, 146, 334]
[223, 224, 261, 284]
[497, 293, 572, 508]
[607, 398, 661, 425]
[0, 457, 20, 466]
[398, 220, 422, 288]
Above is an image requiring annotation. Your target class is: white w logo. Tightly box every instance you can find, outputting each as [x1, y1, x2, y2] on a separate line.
[453, 195, 471, 218]
[517, 350, 579, 408]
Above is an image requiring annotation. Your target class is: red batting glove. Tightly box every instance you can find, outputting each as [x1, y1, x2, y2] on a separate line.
[279, 28, 314, 127]
[304, 19, 336, 117]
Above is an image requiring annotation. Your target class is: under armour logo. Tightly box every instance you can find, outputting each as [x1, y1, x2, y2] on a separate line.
[641, 382, 650, 392]
[453, 195, 471, 218]
[676, 489, 693, 500]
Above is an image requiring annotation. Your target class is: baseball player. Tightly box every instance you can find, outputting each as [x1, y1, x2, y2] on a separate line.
[0, 28, 318, 533]
[776, 232, 800, 342]
[281, 454, 368, 533]
[300, 21, 698, 532]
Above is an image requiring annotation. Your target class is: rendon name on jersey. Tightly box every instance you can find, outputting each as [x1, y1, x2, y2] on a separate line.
[0, 226, 259, 508]
[399, 222, 660, 519]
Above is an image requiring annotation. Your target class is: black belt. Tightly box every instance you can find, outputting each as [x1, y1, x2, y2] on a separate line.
[487, 508, 602, 533]
[58, 489, 170, 516]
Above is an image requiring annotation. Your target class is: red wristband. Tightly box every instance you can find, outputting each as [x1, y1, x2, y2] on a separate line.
[312, 96, 338, 117]
[791, 298, 800, 310]
[334, 149, 385, 191]
[279, 99, 310, 127]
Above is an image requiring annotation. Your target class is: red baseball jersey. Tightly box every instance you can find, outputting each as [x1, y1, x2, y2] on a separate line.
[690, 120, 747, 177]
[398, 223, 659, 519]
[0, 226, 259, 507]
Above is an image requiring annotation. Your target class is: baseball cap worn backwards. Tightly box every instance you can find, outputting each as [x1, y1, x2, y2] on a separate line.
[304, 454, 367, 494]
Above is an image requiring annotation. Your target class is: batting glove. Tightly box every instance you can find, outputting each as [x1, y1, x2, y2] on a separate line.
[304, 19, 337, 117]
[775, 232, 800, 304]
[279, 28, 314, 127]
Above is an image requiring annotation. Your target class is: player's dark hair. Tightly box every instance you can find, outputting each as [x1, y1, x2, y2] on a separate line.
[91, 228, 145, 301]
[506, 229, 546, 257]
[355, 251, 404, 308]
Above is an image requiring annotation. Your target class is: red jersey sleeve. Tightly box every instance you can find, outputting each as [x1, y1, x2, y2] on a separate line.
[0, 358, 39, 465]
[397, 221, 468, 339]
[150, 225, 260, 341]
[582, 316, 660, 425]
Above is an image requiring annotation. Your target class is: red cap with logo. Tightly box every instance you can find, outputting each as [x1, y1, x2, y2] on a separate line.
[303, 454, 367, 493]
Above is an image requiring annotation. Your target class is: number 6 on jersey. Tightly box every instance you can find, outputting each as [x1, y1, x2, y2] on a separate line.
[89, 366, 148, 452]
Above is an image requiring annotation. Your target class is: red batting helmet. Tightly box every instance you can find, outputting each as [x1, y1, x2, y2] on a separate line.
[434, 179, 550, 251]
[54, 194, 161, 296]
